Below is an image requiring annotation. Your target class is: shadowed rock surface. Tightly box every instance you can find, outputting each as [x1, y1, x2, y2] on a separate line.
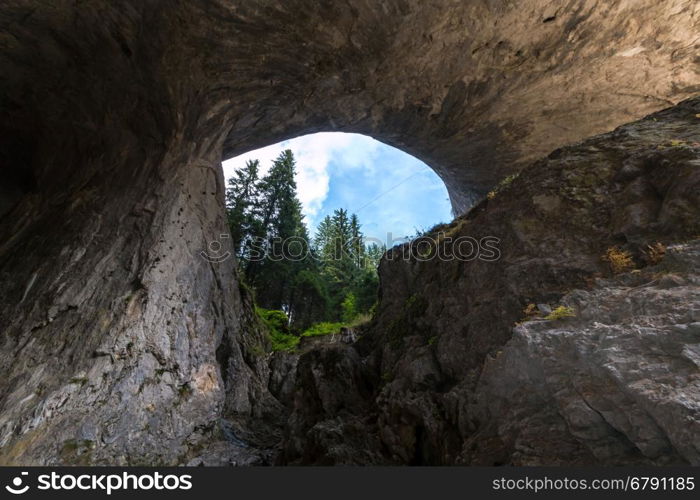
[280, 98, 700, 465]
[0, 0, 698, 464]
[473, 242, 700, 465]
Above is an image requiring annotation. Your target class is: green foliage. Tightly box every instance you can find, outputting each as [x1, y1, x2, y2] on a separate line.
[289, 269, 330, 331]
[353, 268, 379, 313]
[226, 149, 385, 332]
[268, 331, 300, 352]
[256, 307, 299, 352]
[300, 312, 370, 339]
[245, 150, 314, 312]
[341, 292, 358, 323]
[544, 305, 576, 320]
[301, 322, 344, 337]
[256, 307, 289, 333]
[314, 208, 384, 323]
[226, 159, 260, 258]
[248, 343, 266, 357]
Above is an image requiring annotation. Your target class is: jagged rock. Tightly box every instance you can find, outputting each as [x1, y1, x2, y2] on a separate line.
[268, 352, 299, 408]
[471, 241, 700, 465]
[280, 98, 700, 464]
[280, 344, 386, 465]
[0, 0, 698, 464]
[269, 327, 362, 407]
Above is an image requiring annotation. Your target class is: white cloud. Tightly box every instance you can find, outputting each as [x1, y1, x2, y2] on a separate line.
[222, 132, 382, 222]
[223, 132, 453, 242]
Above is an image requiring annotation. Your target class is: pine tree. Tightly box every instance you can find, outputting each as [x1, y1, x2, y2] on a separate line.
[349, 213, 364, 268]
[238, 150, 317, 318]
[225, 159, 260, 264]
[364, 243, 385, 270]
[226, 149, 385, 333]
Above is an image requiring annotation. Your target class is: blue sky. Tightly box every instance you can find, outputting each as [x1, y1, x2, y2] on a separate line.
[222, 132, 452, 246]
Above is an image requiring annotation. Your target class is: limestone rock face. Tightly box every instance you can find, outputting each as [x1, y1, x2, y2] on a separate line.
[474, 242, 700, 465]
[0, 0, 698, 464]
[280, 98, 700, 465]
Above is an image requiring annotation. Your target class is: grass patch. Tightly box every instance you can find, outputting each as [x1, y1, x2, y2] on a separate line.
[301, 322, 344, 337]
[487, 172, 520, 200]
[267, 329, 299, 352]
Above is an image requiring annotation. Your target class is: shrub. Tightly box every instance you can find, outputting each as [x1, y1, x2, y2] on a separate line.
[256, 307, 299, 352]
[602, 246, 634, 273]
[268, 330, 300, 352]
[545, 305, 576, 320]
[256, 308, 289, 333]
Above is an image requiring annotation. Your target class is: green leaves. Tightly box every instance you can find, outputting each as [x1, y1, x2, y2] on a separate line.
[341, 292, 358, 323]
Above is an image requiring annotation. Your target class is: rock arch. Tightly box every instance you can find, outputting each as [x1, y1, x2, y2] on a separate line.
[0, 0, 697, 464]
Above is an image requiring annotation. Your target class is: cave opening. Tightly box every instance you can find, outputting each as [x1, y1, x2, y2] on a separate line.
[220, 131, 452, 341]
[0, 0, 698, 467]
[223, 132, 452, 244]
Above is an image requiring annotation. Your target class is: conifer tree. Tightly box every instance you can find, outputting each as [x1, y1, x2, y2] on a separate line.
[225, 159, 260, 264]
[226, 150, 385, 332]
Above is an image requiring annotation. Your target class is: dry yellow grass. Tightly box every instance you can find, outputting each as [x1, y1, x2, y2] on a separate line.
[644, 242, 666, 265]
[603, 246, 634, 273]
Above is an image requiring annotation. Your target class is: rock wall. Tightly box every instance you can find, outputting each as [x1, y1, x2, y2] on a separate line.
[280, 98, 700, 465]
[0, 0, 698, 464]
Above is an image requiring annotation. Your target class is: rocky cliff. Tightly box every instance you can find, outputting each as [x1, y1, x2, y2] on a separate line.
[0, 0, 698, 465]
[279, 98, 700, 465]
